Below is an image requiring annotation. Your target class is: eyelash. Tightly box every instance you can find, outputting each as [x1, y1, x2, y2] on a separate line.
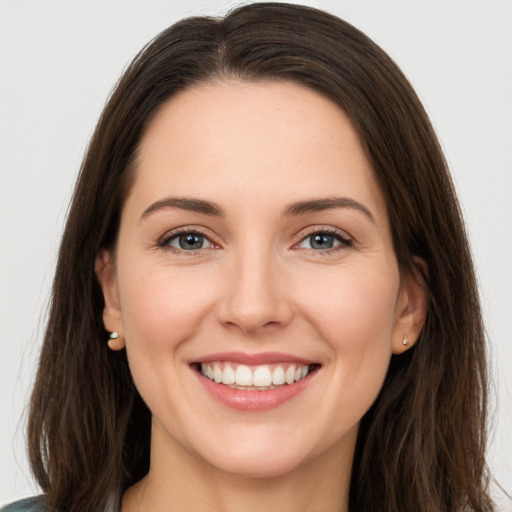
[157, 227, 216, 255]
[157, 226, 353, 255]
[292, 227, 353, 255]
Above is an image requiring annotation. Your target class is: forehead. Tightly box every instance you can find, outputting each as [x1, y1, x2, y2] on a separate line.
[129, 80, 387, 224]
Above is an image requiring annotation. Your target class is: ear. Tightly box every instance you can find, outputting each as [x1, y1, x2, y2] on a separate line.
[391, 256, 428, 354]
[95, 250, 125, 350]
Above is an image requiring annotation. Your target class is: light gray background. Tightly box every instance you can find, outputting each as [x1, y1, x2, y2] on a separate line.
[1, 0, 511, 508]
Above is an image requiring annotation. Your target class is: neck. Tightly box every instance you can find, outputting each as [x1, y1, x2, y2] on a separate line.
[122, 421, 356, 512]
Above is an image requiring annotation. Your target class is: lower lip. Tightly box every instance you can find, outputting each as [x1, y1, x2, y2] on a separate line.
[194, 369, 316, 411]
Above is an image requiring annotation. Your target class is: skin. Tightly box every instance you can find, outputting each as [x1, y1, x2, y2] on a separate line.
[96, 80, 427, 512]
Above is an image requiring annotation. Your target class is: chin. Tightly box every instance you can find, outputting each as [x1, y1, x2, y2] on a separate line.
[206, 448, 311, 480]
[185, 423, 344, 480]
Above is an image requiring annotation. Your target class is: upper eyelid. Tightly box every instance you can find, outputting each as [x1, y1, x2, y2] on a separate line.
[294, 225, 353, 242]
[156, 224, 353, 249]
[158, 226, 219, 247]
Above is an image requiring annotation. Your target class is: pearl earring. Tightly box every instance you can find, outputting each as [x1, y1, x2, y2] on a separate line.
[107, 332, 124, 350]
[402, 333, 409, 346]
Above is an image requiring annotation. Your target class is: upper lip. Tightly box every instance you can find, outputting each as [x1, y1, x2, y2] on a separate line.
[190, 351, 318, 365]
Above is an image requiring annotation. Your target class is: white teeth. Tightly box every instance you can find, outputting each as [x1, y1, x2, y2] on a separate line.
[235, 365, 253, 386]
[253, 365, 272, 387]
[285, 365, 296, 385]
[213, 364, 223, 383]
[199, 362, 313, 388]
[223, 365, 236, 385]
[272, 366, 286, 385]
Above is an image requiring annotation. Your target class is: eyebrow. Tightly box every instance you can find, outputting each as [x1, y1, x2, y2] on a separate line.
[282, 196, 375, 223]
[140, 197, 225, 220]
[140, 195, 375, 223]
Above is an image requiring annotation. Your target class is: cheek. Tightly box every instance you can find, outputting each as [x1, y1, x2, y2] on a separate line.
[118, 264, 215, 349]
[298, 259, 399, 340]
[308, 280, 397, 443]
[115, 262, 217, 419]
[297, 262, 400, 397]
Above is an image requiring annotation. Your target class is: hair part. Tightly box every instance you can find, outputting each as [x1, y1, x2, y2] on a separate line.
[27, 3, 493, 511]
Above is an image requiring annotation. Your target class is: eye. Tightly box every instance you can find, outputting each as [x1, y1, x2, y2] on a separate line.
[161, 230, 213, 251]
[296, 230, 352, 251]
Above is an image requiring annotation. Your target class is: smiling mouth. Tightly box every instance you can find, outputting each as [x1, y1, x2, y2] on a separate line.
[194, 362, 321, 391]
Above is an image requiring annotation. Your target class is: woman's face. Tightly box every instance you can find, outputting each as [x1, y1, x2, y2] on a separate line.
[98, 81, 425, 479]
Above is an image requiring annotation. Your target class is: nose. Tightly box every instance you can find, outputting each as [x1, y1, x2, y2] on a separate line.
[216, 248, 294, 335]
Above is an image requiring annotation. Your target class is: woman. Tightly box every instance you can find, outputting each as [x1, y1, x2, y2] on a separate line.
[1, 2, 495, 511]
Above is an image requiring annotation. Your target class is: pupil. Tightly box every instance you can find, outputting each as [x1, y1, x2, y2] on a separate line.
[311, 234, 333, 249]
[179, 233, 203, 250]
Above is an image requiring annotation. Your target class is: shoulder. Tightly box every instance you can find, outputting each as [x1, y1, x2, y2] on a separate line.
[0, 497, 49, 512]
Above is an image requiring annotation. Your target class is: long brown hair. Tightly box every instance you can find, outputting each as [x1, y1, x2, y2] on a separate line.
[27, 3, 494, 511]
